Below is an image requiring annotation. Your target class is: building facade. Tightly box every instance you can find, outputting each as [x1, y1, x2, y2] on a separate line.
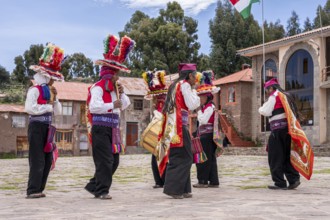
[0, 77, 150, 157]
[238, 26, 330, 146]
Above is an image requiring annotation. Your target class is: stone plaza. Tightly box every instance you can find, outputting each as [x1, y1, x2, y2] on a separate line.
[0, 154, 329, 219]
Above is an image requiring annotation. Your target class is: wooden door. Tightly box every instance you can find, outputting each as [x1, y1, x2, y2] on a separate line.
[126, 122, 138, 147]
[17, 136, 28, 157]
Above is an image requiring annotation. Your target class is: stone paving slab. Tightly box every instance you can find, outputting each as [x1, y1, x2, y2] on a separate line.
[0, 155, 329, 220]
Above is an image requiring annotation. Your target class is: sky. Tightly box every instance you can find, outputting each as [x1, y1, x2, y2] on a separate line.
[0, 0, 327, 73]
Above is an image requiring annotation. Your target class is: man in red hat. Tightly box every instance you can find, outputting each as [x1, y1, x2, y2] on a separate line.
[25, 43, 65, 199]
[259, 78, 300, 190]
[85, 35, 135, 199]
[142, 70, 168, 188]
[159, 63, 200, 199]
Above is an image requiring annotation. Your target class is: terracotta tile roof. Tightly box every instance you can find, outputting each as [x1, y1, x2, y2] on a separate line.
[47, 77, 148, 101]
[213, 68, 253, 85]
[52, 81, 91, 102]
[0, 104, 25, 113]
[237, 26, 330, 57]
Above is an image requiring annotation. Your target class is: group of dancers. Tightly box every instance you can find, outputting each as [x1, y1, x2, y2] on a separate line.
[24, 34, 313, 199]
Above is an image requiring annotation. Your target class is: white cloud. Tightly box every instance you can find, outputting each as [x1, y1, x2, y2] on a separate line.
[120, 0, 217, 15]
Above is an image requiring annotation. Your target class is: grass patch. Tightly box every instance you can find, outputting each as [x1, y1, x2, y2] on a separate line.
[0, 152, 16, 159]
[46, 186, 57, 190]
[0, 186, 18, 190]
[313, 169, 330, 174]
[239, 185, 267, 190]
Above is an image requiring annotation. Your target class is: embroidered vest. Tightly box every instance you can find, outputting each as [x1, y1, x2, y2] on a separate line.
[202, 102, 215, 124]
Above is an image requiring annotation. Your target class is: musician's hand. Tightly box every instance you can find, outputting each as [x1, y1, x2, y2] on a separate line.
[113, 100, 122, 109]
[50, 86, 57, 101]
[118, 84, 124, 94]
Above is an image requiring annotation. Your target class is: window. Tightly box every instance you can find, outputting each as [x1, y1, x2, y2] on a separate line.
[134, 99, 143, 110]
[261, 59, 278, 131]
[285, 49, 314, 126]
[62, 102, 73, 116]
[228, 87, 235, 103]
[12, 115, 26, 128]
[303, 58, 308, 74]
[55, 130, 73, 143]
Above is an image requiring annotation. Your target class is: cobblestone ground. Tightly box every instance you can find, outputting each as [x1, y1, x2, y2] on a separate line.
[0, 154, 329, 220]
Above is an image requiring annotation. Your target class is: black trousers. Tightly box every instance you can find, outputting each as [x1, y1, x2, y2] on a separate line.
[164, 126, 193, 195]
[268, 128, 300, 187]
[85, 125, 120, 197]
[196, 132, 219, 185]
[27, 122, 52, 195]
[151, 155, 165, 186]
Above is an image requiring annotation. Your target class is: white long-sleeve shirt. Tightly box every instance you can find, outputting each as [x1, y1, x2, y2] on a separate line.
[25, 87, 62, 116]
[258, 90, 286, 122]
[181, 81, 200, 111]
[25, 73, 61, 116]
[197, 104, 215, 125]
[89, 86, 131, 115]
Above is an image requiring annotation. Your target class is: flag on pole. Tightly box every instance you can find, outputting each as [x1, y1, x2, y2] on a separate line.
[229, 0, 260, 19]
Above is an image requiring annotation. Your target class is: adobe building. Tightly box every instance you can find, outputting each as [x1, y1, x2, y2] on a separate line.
[237, 26, 330, 146]
[0, 77, 150, 157]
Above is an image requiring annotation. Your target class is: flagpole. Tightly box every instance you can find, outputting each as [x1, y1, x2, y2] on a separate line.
[261, 0, 267, 144]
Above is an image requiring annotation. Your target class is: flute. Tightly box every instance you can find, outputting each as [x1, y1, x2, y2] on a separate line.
[115, 81, 120, 100]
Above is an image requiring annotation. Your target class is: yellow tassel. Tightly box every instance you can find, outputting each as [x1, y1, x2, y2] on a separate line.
[142, 72, 148, 84]
[159, 71, 165, 85]
[171, 135, 181, 144]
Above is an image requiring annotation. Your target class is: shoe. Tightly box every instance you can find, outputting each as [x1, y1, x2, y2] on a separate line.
[99, 194, 112, 200]
[208, 184, 219, 188]
[26, 193, 44, 199]
[267, 185, 287, 190]
[193, 183, 208, 188]
[153, 184, 163, 189]
[169, 194, 184, 199]
[183, 193, 193, 198]
[40, 193, 46, 198]
[288, 181, 301, 190]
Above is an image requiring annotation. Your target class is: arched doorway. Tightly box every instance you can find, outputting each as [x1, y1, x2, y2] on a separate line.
[285, 49, 314, 126]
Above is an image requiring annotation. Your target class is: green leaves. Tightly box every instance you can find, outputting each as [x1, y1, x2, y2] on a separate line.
[120, 1, 200, 76]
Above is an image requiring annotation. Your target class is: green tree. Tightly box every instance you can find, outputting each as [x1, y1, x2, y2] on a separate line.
[197, 54, 211, 72]
[11, 44, 44, 85]
[303, 17, 313, 32]
[0, 65, 10, 85]
[61, 53, 96, 80]
[23, 44, 44, 78]
[264, 20, 285, 42]
[12, 55, 28, 84]
[286, 11, 301, 36]
[209, 1, 262, 77]
[314, 1, 330, 28]
[120, 1, 200, 75]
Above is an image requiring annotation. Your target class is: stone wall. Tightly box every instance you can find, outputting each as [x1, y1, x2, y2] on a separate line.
[220, 82, 253, 138]
[0, 112, 28, 155]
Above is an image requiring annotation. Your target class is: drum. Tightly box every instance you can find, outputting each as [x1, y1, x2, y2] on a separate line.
[140, 117, 162, 156]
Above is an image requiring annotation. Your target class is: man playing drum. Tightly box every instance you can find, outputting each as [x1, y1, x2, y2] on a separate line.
[141, 70, 168, 188]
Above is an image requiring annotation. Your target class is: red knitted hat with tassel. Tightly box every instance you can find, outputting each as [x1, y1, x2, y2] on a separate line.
[95, 35, 135, 75]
